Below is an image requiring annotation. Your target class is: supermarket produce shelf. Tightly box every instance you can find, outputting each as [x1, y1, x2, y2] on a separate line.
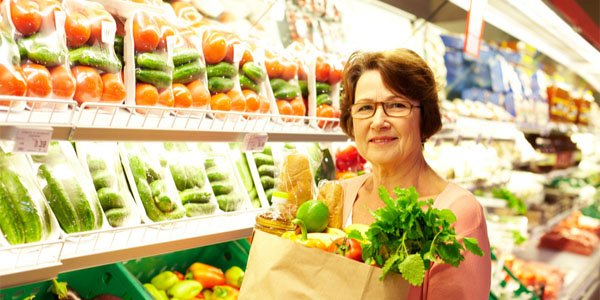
[0, 208, 264, 289]
[438, 117, 520, 141]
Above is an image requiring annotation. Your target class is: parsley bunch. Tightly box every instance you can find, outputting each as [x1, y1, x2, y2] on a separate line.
[360, 186, 484, 286]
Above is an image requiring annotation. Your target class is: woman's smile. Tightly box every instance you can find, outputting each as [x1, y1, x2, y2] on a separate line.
[369, 136, 398, 145]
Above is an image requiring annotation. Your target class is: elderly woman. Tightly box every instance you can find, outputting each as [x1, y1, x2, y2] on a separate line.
[339, 48, 491, 299]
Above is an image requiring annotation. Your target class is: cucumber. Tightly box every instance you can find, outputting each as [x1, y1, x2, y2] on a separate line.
[258, 165, 276, 177]
[179, 188, 211, 204]
[298, 80, 308, 98]
[249, 187, 258, 201]
[260, 176, 275, 189]
[0, 182, 25, 245]
[149, 180, 168, 198]
[269, 78, 288, 92]
[136, 180, 165, 222]
[185, 165, 205, 188]
[105, 207, 130, 227]
[265, 188, 274, 204]
[128, 155, 147, 183]
[173, 60, 205, 84]
[207, 170, 226, 182]
[39, 165, 80, 233]
[135, 68, 172, 88]
[316, 93, 332, 106]
[262, 145, 272, 156]
[208, 77, 234, 94]
[146, 166, 161, 182]
[93, 197, 104, 229]
[235, 154, 254, 192]
[165, 206, 185, 220]
[216, 195, 242, 212]
[206, 62, 237, 78]
[92, 169, 114, 190]
[97, 187, 124, 210]
[136, 52, 169, 70]
[184, 202, 217, 217]
[211, 182, 234, 196]
[173, 48, 199, 66]
[155, 194, 176, 212]
[1, 168, 43, 243]
[253, 153, 274, 167]
[87, 157, 107, 173]
[169, 164, 188, 191]
[62, 178, 96, 232]
[273, 85, 299, 100]
[204, 159, 216, 169]
[316, 82, 332, 95]
[77, 47, 121, 73]
[239, 74, 259, 93]
[241, 62, 265, 82]
[114, 35, 124, 56]
[69, 47, 85, 64]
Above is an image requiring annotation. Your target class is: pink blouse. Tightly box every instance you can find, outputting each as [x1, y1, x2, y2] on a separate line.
[341, 174, 491, 300]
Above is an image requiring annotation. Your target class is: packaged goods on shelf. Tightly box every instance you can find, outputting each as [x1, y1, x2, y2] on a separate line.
[275, 147, 316, 209]
[539, 211, 600, 256]
[229, 143, 263, 208]
[246, 143, 279, 205]
[0, 147, 59, 246]
[264, 47, 307, 123]
[30, 141, 106, 233]
[2, 0, 75, 110]
[233, 39, 274, 119]
[119, 142, 185, 222]
[76, 141, 141, 227]
[0, 14, 27, 109]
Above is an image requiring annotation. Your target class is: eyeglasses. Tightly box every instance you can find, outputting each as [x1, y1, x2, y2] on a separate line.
[350, 101, 422, 119]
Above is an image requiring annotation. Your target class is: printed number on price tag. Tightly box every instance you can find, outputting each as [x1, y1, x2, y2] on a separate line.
[241, 133, 268, 152]
[12, 127, 53, 154]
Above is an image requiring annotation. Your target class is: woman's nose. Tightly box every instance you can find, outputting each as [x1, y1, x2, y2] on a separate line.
[370, 104, 389, 130]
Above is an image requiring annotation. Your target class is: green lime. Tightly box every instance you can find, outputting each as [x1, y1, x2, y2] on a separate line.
[295, 200, 329, 233]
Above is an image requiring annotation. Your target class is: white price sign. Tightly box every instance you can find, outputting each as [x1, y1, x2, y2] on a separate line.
[12, 127, 53, 154]
[241, 133, 269, 152]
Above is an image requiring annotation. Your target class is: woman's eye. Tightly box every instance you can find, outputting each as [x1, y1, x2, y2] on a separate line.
[390, 102, 408, 109]
[358, 104, 373, 111]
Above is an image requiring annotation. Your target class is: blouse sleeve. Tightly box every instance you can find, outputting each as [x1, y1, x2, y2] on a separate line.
[423, 190, 491, 300]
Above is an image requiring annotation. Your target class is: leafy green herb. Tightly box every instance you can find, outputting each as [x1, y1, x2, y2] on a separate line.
[361, 186, 484, 286]
[492, 188, 526, 215]
[511, 230, 527, 246]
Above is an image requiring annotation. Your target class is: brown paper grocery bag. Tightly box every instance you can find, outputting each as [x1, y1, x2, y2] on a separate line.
[239, 231, 410, 300]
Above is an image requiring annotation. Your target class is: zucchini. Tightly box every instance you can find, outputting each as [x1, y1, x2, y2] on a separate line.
[208, 77, 234, 94]
[241, 62, 265, 82]
[97, 187, 124, 210]
[173, 48, 199, 66]
[258, 165, 276, 177]
[105, 207, 130, 227]
[179, 188, 211, 204]
[206, 62, 237, 78]
[136, 52, 169, 70]
[39, 165, 80, 233]
[135, 68, 172, 88]
[273, 85, 299, 100]
[137, 180, 165, 222]
[173, 60, 204, 84]
[1, 168, 43, 243]
[239, 74, 259, 93]
[316, 93, 332, 106]
[184, 202, 217, 217]
[253, 153, 274, 167]
[211, 182, 234, 196]
[0, 182, 25, 245]
[269, 78, 288, 92]
[62, 178, 96, 232]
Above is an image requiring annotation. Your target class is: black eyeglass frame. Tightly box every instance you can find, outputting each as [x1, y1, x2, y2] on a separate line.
[350, 101, 423, 119]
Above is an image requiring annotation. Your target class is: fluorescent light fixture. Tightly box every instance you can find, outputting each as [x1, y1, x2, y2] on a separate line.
[449, 0, 600, 91]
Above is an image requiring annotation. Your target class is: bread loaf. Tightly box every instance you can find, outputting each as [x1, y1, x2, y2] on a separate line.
[317, 181, 344, 229]
[276, 152, 314, 207]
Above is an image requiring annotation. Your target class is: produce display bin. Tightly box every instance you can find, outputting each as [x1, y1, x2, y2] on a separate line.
[121, 239, 250, 285]
[0, 263, 147, 300]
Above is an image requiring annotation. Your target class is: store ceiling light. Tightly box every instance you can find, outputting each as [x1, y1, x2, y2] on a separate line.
[449, 0, 600, 91]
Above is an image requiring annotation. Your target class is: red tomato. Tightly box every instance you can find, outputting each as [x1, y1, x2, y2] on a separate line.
[101, 73, 126, 103]
[203, 31, 227, 64]
[22, 63, 52, 98]
[316, 104, 333, 129]
[264, 56, 283, 79]
[296, 59, 308, 81]
[132, 13, 160, 52]
[327, 237, 362, 262]
[224, 35, 240, 64]
[65, 11, 91, 48]
[315, 57, 331, 83]
[87, 11, 114, 45]
[0, 65, 27, 98]
[10, 0, 42, 36]
[280, 59, 298, 81]
[155, 18, 177, 51]
[50, 65, 76, 99]
[38, 0, 62, 27]
[172, 83, 192, 108]
[328, 61, 343, 85]
[71, 66, 102, 104]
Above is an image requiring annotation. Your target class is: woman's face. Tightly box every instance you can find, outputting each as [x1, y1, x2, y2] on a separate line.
[352, 70, 423, 169]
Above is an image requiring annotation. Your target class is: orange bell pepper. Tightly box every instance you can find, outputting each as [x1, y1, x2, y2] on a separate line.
[186, 262, 226, 289]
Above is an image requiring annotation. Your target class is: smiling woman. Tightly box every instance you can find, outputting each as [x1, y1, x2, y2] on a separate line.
[338, 48, 491, 300]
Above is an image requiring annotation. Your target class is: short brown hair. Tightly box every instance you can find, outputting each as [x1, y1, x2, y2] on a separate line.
[340, 48, 442, 141]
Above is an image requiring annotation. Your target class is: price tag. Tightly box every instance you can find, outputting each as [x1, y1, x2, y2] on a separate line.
[101, 21, 116, 45]
[241, 133, 269, 152]
[12, 127, 53, 154]
[463, 0, 487, 58]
